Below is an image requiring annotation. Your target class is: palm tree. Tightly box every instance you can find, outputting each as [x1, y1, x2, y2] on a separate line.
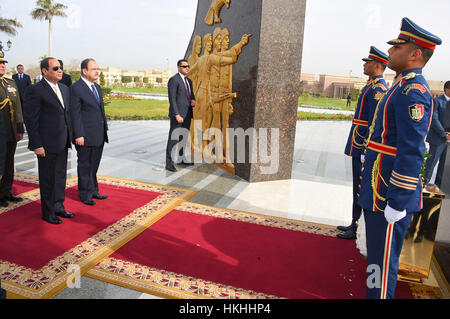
[0, 18, 22, 36]
[30, 0, 67, 56]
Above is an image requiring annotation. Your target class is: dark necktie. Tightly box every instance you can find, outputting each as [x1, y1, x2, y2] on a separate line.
[184, 77, 191, 103]
[91, 84, 100, 104]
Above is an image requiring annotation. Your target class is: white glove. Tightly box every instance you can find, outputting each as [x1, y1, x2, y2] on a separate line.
[361, 155, 365, 163]
[384, 204, 406, 224]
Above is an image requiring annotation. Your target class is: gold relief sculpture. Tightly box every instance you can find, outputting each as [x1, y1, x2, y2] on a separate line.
[188, 27, 250, 167]
[205, 0, 231, 26]
[187, 35, 202, 93]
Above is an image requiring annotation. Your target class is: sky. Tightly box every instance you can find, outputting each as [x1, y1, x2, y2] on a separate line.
[0, 0, 448, 81]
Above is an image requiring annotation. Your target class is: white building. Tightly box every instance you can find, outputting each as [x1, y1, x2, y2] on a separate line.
[99, 67, 173, 88]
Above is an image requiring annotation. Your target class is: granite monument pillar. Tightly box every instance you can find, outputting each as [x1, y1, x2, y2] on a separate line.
[185, 0, 306, 182]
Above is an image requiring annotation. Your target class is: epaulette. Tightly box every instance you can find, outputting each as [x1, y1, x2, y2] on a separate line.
[372, 83, 387, 91]
[402, 83, 427, 96]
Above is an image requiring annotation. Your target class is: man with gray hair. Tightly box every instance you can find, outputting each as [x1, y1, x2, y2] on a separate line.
[69, 58, 109, 206]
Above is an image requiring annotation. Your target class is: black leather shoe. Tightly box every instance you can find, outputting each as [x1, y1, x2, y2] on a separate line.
[93, 194, 108, 200]
[337, 225, 352, 232]
[5, 194, 23, 202]
[0, 199, 8, 207]
[337, 230, 357, 240]
[180, 161, 194, 166]
[82, 199, 96, 206]
[414, 233, 424, 243]
[165, 164, 176, 172]
[42, 216, 63, 225]
[55, 211, 74, 219]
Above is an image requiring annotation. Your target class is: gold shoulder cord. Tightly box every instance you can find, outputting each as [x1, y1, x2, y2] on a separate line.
[352, 81, 373, 148]
[365, 72, 417, 211]
[0, 97, 14, 122]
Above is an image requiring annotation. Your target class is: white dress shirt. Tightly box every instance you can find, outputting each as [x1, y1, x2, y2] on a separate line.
[81, 76, 100, 98]
[44, 77, 65, 108]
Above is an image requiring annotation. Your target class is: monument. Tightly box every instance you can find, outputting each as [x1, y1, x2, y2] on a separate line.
[185, 0, 307, 182]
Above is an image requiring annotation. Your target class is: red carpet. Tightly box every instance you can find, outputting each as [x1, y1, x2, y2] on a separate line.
[12, 180, 39, 195]
[12, 173, 39, 195]
[0, 176, 197, 299]
[88, 202, 417, 299]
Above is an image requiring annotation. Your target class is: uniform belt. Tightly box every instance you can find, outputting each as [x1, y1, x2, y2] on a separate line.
[367, 141, 397, 156]
[353, 119, 369, 126]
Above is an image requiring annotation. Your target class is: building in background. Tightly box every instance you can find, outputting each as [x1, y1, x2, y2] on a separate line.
[99, 67, 173, 88]
[300, 73, 445, 99]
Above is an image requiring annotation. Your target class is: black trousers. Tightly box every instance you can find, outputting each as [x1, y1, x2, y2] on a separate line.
[166, 114, 192, 166]
[0, 141, 17, 198]
[37, 148, 68, 219]
[75, 144, 104, 202]
[350, 155, 363, 231]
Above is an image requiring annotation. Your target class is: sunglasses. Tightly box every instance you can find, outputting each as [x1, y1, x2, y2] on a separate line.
[179, 65, 190, 68]
[51, 66, 63, 71]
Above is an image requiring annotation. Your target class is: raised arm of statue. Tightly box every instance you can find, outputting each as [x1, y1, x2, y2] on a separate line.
[226, 34, 252, 63]
[208, 53, 235, 67]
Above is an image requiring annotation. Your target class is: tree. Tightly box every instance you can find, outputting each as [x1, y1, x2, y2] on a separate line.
[99, 72, 106, 87]
[31, 0, 67, 56]
[69, 70, 81, 82]
[121, 76, 132, 84]
[0, 18, 22, 36]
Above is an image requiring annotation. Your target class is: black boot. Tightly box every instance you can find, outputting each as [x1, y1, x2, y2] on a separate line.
[337, 229, 357, 240]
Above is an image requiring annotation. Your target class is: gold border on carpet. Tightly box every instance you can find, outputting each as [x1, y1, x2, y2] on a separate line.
[86, 201, 442, 299]
[86, 202, 347, 299]
[1, 176, 197, 299]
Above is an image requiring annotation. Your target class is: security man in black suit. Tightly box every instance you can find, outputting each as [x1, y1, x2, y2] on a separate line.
[23, 57, 73, 224]
[165, 59, 196, 172]
[70, 58, 108, 206]
[58, 60, 73, 87]
[12, 64, 32, 104]
[0, 55, 25, 207]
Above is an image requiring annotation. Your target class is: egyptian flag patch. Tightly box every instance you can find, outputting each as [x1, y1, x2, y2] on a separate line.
[374, 91, 383, 101]
[409, 104, 425, 122]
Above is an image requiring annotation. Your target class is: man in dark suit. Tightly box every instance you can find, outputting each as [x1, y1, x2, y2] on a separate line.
[12, 64, 32, 104]
[70, 58, 108, 206]
[165, 59, 196, 172]
[424, 81, 450, 188]
[23, 57, 73, 224]
[58, 60, 72, 87]
[0, 56, 25, 207]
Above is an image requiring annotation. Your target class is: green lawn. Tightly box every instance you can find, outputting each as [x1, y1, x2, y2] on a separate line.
[298, 96, 354, 110]
[105, 98, 169, 119]
[112, 87, 168, 95]
[297, 111, 353, 120]
[105, 98, 353, 121]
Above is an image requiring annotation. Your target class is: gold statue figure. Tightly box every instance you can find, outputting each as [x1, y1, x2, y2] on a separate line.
[188, 27, 251, 165]
[205, 0, 231, 26]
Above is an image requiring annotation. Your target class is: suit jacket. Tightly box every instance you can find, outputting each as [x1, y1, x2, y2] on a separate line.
[12, 73, 32, 100]
[427, 94, 449, 145]
[23, 79, 72, 153]
[167, 73, 195, 119]
[69, 79, 108, 147]
[0, 77, 24, 142]
[60, 73, 73, 87]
